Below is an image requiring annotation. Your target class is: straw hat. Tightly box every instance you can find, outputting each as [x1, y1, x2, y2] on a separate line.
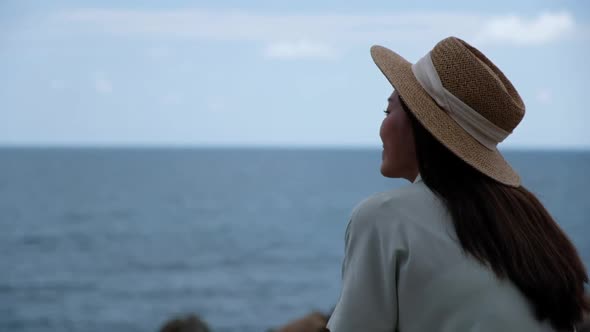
[371, 36, 525, 187]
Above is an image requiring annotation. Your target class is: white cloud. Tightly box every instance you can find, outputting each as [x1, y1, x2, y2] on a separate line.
[535, 88, 553, 104]
[49, 79, 65, 90]
[161, 92, 183, 106]
[146, 46, 172, 59]
[207, 100, 225, 113]
[477, 12, 575, 45]
[93, 75, 113, 94]
[264, 40, 336, 59]
[55, 9, 582, 52]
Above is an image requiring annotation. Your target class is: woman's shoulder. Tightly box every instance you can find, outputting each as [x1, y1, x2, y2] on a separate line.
[351, 181, 437, 220]
[348, 181, 444, 235]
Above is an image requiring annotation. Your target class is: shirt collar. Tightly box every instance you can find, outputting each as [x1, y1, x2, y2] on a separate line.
[413, 173, 423, 184]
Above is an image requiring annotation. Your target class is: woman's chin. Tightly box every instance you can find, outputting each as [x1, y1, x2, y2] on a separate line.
[381, 161, 406, 179]
[380, 163, 395, 178]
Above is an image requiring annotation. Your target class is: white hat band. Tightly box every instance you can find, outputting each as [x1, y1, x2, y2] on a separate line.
[411, 52, 511, 150]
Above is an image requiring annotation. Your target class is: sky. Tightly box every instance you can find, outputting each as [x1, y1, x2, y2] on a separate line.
[1, 0, 589, 149]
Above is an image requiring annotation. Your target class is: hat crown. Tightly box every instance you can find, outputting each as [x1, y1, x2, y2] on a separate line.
[430, 37, 525, 133]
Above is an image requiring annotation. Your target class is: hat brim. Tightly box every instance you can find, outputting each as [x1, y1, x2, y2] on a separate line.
[370, 45, 520, 187]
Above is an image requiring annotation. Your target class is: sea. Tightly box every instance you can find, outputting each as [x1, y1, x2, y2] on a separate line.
[0, 148, 588, 332]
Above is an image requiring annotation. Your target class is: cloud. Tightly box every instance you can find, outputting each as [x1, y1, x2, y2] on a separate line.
[477, 11, 575, 45]
[263, 40, 336, 59]
[49, 79, 65, 90]
[54, 9, 582, 54]
[93, 74, 113, 94]
[161, 92, 183, 106]
[535, 88, 553, 104]
[54, 9, 480, 43]
[206, 97, 228, 114]
[147, 46, 172, 59]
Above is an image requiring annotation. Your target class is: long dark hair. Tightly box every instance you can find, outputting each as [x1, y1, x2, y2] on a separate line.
[401, 99, 589, 330]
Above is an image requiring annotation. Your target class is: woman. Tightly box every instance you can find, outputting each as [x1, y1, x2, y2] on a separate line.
[327, 37, 589, 331]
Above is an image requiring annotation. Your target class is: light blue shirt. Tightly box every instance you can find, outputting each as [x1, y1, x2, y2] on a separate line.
[327, 176, 554, 332]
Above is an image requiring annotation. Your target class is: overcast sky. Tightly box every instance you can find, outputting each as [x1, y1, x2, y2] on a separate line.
[1, 0, 589, 149]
